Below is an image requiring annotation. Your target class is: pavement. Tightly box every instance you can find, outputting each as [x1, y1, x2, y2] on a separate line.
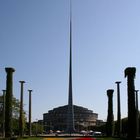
[43, 138, 96, 140]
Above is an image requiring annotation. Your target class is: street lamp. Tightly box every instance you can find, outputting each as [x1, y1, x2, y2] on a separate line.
[2, 90, 6, 138]
[115, 81, 121, 137]
[28, 90, 33, 136]
[135, 90, 139, 136]
[19, 81, 25, 137]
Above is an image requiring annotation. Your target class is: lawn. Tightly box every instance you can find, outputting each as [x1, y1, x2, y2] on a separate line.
[20, 137, 124, 140]
[20, 137, 42, 140]
[98, 138, 124, 140]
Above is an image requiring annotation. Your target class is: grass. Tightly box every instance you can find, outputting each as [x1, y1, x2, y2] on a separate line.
[19, 137, 124, 140]
[97, 138, 123, 140]
[20, 137, 43, 140]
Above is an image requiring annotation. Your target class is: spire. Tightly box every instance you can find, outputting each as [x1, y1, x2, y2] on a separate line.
[69, 0, 72, 106]
[66, 0, 75, 133]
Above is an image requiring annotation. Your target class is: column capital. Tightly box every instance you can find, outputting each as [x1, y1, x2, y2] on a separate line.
[5, 67, 15, 73]
[2, 90, 6, 92]
[107, 89, 114, 97]
[135, 90, 139, 93]
[19, 81, 25, 84]
[124, 67, 136, 78]
[28, 90, 33, 93]
[115, 81, 121, 84]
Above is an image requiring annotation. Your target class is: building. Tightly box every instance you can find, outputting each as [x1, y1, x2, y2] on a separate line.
[43, 105, 98, 132]
[96, 120, 106, 126]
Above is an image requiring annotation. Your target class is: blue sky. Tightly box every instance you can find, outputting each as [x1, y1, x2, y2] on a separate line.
[0, 0, 140, 122]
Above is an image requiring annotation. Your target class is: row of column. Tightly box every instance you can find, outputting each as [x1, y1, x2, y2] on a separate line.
[2, 67, 33, 138]
[106, 67, 139, 139]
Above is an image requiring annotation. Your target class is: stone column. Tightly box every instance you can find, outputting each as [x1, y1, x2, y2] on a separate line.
[28, 90, 32, 136]
[106, 89, 114, 137]
[2, 90, 6, 138]
[5, 67, 15, 138]
[125, 67, 136, 140]
[135, 90, 139, 137]
[115, 81, 121, 137]
[19, 81, 25, 137]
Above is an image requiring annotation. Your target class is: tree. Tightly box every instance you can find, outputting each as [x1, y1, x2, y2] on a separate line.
[32, 123, 43, 135]
[12, 97, 27, 135]
[0, 95, 27, 136]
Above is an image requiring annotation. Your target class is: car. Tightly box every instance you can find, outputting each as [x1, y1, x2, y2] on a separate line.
[93, 131, 102, 136]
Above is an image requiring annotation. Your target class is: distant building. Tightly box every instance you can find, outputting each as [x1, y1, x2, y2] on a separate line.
[38, 120, 43, 125]
[43, 105, 98, 131]
[96, 120, 106, 126]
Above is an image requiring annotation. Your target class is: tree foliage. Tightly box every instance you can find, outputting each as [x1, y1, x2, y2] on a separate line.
[32, 123, 43, 135]
[12, 97, 27, 135]
[0, 95, 27, 135]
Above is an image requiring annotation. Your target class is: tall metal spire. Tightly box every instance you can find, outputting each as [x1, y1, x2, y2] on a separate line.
[66, 0, 75, 133]
[69, 0, 73, 107]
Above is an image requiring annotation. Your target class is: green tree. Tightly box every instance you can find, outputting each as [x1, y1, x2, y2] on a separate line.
[0, 95, 27, 136]
[12, 97, 27, 135]
[32, 122, 43, 136]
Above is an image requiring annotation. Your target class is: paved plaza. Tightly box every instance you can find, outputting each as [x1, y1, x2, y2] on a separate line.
[44, 138, 96, 140]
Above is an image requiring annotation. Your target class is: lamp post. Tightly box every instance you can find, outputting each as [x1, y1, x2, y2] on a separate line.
[19, 81, 25, 137]
[135, 90, 139, 137]
[28, 90, 32, 136]
[115, 81, 121, 137]
[2, 90, 6, 138]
